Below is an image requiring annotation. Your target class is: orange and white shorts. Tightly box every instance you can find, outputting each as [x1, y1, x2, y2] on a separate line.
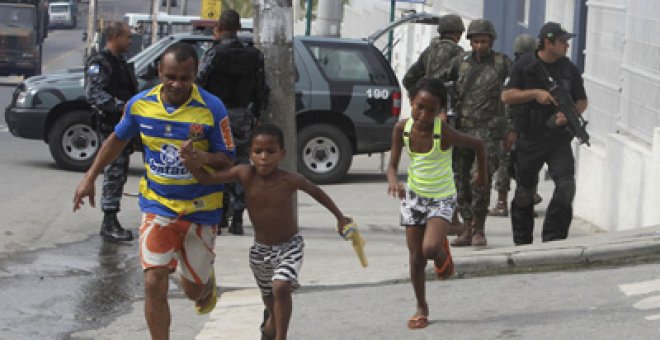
[139, 213, 217, 284]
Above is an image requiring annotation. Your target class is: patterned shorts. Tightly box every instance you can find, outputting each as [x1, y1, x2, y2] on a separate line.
[139, 213, 217, 284]
[400, 189, 457, 226]
[249, 234, 305, 296]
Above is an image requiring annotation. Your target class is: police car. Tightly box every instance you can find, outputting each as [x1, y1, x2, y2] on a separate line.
[5, 13, 440, 183]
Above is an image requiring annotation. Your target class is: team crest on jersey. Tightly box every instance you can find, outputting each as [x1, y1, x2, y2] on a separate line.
[188, 124, 205, 141]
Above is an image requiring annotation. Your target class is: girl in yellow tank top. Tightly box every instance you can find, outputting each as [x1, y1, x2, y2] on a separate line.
[386, 77, 487, 329]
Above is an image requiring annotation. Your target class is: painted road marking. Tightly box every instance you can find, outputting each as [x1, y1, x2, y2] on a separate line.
[0, 124, 8, 133]
[619, 278, 660, 322]
[620, 278, 660, 296]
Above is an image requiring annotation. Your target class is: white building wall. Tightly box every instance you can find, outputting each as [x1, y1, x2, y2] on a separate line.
[575, 0, 660, 231]
[545, 0, 577, 32]
[432, 0, 483, 20]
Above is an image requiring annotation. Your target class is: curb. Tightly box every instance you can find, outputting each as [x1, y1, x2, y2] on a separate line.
[434, 237, 660, 277]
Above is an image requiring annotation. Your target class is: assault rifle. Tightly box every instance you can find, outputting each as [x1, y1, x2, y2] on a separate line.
[537, 63, 590, 146]
[547, 81, 590, 146]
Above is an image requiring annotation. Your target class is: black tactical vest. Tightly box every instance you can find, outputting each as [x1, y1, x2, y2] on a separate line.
[203, 37, 262, 108]
[93, 49, 138, 102]
[516, 54, 575, 137]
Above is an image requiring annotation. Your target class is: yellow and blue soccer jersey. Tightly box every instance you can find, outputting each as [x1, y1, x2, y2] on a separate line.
[115, 84, 236, 225]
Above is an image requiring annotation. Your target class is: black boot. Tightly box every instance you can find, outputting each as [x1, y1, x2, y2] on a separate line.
[228, 209, 244, 235]
[218, 207, 229, 235]
[100, 212, 133, 242]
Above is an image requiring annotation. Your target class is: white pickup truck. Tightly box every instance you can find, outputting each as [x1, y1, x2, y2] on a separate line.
[48, 0, 76, 29]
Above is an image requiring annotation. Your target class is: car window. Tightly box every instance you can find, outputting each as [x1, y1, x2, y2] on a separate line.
[303, 41, 391, 85]
[50, 5, 69, 13]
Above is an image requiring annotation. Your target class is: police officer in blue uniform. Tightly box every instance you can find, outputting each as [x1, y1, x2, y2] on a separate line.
[85, 21, 138, 242]
[198, 9, 268, 235]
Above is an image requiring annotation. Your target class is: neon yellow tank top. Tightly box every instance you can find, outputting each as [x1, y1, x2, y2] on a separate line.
[403, 117, 456, 198]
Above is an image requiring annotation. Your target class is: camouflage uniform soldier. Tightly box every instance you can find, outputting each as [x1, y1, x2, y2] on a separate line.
[489, 34, 539, 217]
[402, 14, 465, 92]
[198, 9, 268, 235]
[84, 21, 138, 242]
[403, 14, 465, 232]
[441, 19, 511, 247]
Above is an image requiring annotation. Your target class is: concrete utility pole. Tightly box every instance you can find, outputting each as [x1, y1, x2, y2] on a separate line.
[181, 0, 188, 15]
[253, 0, 295, 173]
[315, 0, 343, 37]
[253, 0, 296, 216]
[151, 0, 159, 45]
[86, 0, 97, 50]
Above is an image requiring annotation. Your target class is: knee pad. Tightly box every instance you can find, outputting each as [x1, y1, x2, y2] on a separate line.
[555, 179, 576, 205]
[514, 186, 534, 208]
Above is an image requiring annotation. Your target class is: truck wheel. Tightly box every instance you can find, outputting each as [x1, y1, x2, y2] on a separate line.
[297, 124, 352, 184]
[48, 110, 100, 171]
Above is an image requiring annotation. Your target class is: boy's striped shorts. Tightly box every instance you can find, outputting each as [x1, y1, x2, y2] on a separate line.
[249, 234, 305, 296]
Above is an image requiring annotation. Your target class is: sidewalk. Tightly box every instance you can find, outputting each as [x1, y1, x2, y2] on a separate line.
[71, 153, 660, 339]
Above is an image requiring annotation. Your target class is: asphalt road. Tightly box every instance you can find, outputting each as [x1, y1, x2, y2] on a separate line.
[289, 262, 660, 340]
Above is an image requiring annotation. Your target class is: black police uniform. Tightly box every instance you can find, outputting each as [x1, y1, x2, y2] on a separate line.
[198, 34, 267, 235]
[505, 51, 587, 245]
[85, 48, 139, 242]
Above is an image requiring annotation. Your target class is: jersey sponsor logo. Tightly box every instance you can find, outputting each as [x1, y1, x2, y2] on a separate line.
[220, 117, 235, 150]
[148, 144, 192, 179]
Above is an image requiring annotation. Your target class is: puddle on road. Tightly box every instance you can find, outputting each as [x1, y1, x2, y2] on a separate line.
[0, 237, 143, 339]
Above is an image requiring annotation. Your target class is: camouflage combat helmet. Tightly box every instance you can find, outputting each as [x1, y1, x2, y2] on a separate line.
[513, 34, 537, 54]
[466, 19, 497, 40]
[437, 14, 465, 34]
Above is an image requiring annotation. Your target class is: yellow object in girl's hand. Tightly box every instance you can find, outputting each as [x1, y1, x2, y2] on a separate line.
[341, 217, 368, 268]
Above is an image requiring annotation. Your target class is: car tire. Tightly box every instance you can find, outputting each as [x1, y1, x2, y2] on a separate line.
[297, 124, 352, 184]
[49, 110, 100, 171]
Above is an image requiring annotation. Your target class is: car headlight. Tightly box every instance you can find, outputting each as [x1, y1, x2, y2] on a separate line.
[15, 91, 29, 107]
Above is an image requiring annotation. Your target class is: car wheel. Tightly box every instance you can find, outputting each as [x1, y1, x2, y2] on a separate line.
[48, 110, 100, 171]
[297, 124, 352, 184]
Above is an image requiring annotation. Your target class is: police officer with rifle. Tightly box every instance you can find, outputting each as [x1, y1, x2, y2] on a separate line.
[501, 22, 588, 245]
[84, 21, 138, 242]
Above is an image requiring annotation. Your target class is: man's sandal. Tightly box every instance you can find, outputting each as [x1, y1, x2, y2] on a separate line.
[407, 314, 429, 329]
[434, 238, 454, 280]
[196, 269, 218, 315]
